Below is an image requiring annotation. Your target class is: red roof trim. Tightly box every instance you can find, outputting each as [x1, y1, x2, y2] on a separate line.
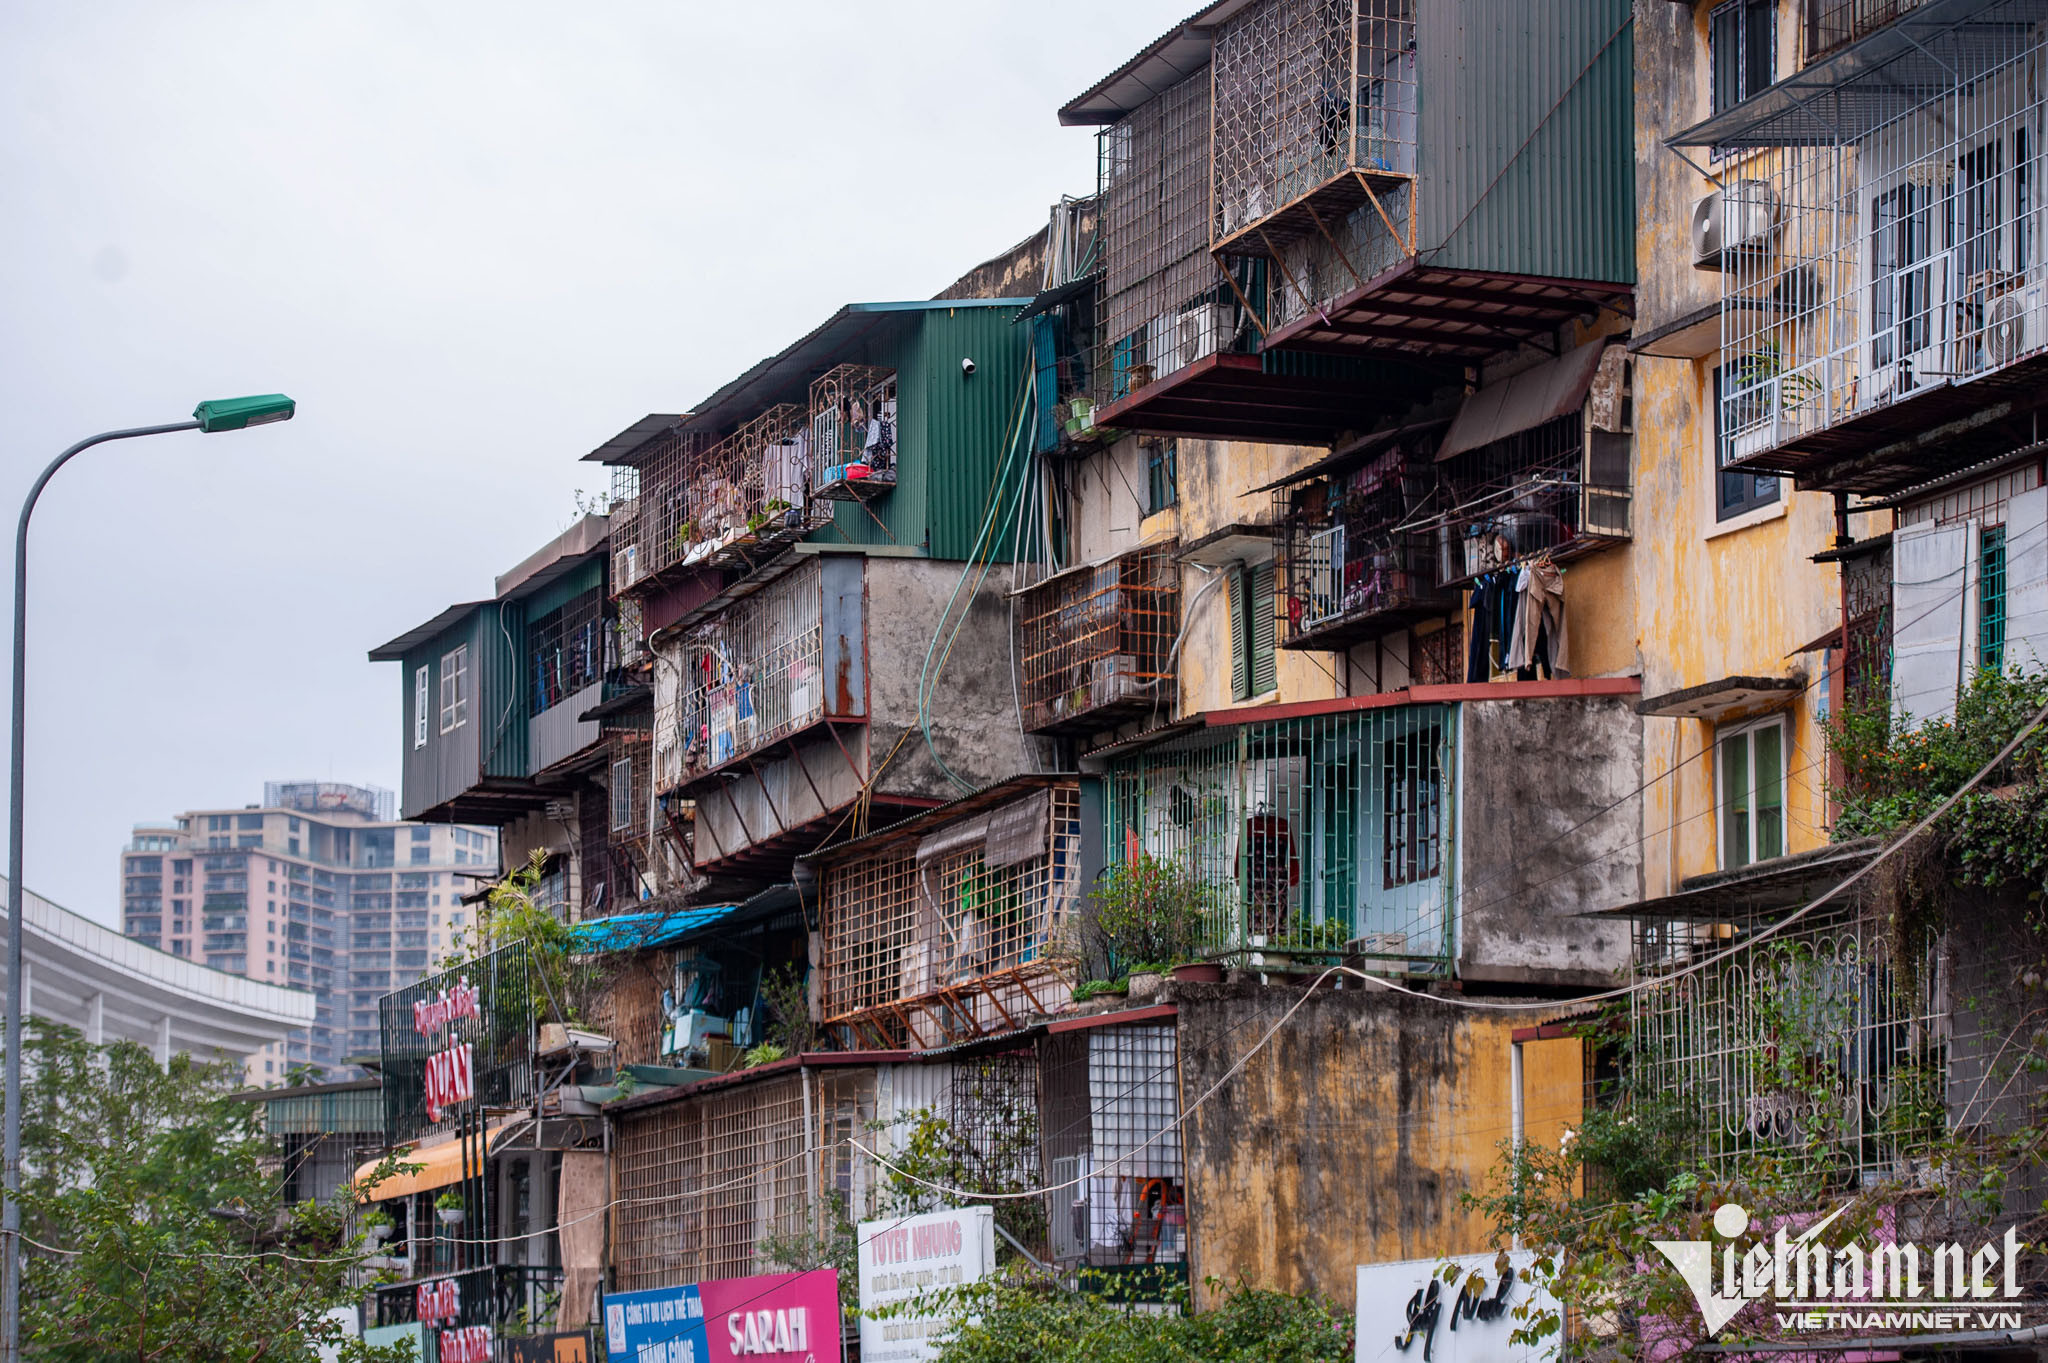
[1047, 1003, 1178, 1034]
[1201, 677, 1642, 728]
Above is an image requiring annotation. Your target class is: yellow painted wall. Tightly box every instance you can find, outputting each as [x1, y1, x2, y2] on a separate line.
[1176, 987, 1583, 1309]
[1629, 1, 1888, 892]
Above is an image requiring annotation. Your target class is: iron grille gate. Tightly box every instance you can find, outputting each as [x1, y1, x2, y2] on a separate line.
[1103, 705, 1454, 971]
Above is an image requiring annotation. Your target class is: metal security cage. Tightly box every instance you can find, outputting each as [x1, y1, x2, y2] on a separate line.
[1040, 1023, 1185, 1269]
[1272, 442, 1458, 650]
[809, 364, 899, 502]
[1018, 545, 1181, 735]
[611, 1068, 876, 1292]
[379, 941, 537, 1148]
[661, 558, 827, 787]
[1097, 71, 1242, 401]
[1627, 896, 2041, 1190]
[1210, 0, 1418, 256]
[1700, 3, 2048, 490]
[1103, 706, 1454, 971]
[819, 786, 1086, 1048]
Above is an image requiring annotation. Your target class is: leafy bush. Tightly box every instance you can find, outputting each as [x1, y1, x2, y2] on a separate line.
[924, 1274, 1352, 1363]
[1090, 854, 1211, 971]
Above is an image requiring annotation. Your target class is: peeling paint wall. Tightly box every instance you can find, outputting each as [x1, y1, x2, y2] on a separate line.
[1457, 697, 1641, 981]
[1630, 2, 1886, 894]
[1174, 984, 1581, 1309]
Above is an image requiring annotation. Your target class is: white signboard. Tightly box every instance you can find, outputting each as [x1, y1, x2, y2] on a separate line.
[1355, 1251, 1559, 1363]
[857, 1206, 996, 1363]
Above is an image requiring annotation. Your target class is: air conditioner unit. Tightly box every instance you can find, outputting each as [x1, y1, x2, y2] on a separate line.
[1984, 285, 2042, 367]
[1692, 180, 1779, 269]
[1175, 304, 1233, 368]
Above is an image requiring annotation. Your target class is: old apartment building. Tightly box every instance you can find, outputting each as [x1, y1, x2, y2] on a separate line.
[348, 1, 2048, 1354]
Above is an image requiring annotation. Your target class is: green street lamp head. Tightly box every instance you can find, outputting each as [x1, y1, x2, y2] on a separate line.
[193, 394, 296, 433]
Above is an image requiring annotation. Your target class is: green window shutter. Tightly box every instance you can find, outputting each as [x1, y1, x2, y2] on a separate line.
[1228, 567, 1250, 701]
[1250, 561, 1277, 695]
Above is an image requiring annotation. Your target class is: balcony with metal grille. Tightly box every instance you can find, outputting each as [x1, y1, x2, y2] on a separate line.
[810, 776, 1086, 1050]
[1097, 683, 1640, 983]
[1676, 0, 2048, 494]
[1017, 545, 1180, 735]
[1063, 0, 1634, 446]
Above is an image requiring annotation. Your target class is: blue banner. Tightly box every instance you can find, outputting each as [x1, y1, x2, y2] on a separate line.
[602, 1284, 709, 1363]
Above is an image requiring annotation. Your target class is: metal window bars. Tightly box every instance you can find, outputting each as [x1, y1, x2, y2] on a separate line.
[1627, 897, 2041, 1188]
[1432, 414, 1634, 589]
[1097, 72, 1240, 401]
[810, 365, 898, 502]
[658, 559, 826, 790]
[819, 787, 1085, 1048]
[1806, 0, 1932, 58]
[526, 585, 607, 719]
[1842, 539, 1895, 708]
[1017, 545, 1181, 734]
[1039, 1023, 1185, 1268]
[1210, 0, 1417, 257]
[1713, 10, 2048, 475]
[1273, 448, 1459, 648]
[1102, 706, 1453, 971]
[611, 1068, 876, 1292]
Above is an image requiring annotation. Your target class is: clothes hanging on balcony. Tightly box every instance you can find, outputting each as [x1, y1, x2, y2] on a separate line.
[1465, 571, 1518, 683]
[1505, 559, 1569, 677]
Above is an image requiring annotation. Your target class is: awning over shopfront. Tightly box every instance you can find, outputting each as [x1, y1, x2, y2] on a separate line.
[350, 1122, 513, 1202]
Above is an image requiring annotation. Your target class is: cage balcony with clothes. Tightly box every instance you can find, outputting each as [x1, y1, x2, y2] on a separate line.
[810, 364, 899, 502]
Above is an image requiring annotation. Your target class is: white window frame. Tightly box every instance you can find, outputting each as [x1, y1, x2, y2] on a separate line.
[413, 666, 430, 749]
[609, 757, 635, 833]
[1714, 713, 1789, 870]
[439, 646, 469, 735]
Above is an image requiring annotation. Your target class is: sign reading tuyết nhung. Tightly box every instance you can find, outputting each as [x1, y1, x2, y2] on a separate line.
[1358, 1250, 1559, 1363]
[856, 1207, 996, 1362]
[603, 1270, 842, 1363]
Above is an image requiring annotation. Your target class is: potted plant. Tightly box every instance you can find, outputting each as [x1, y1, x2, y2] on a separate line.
[435, 1191, 466, 1227]
[1089, 853, 1210, 978]
[359, 1208, 395, 1243]
[1171, 959, 1224, 985]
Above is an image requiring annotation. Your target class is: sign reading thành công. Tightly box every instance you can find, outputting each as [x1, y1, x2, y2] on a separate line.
[857, 1207, 996, 1363]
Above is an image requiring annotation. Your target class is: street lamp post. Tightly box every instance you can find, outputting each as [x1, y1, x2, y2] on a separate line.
[1, 395, 295, 1363]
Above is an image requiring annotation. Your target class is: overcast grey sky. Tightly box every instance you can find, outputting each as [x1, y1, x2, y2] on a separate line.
[0, 2, 1169, 923]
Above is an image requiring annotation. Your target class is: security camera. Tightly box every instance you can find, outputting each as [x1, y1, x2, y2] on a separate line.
[961, 357, 976, 376]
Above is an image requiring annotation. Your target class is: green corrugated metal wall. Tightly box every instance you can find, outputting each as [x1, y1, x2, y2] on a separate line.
[816, 307, 1032, 561]
[477, 601, 526, 780]
[1420, 0, 1635, 285]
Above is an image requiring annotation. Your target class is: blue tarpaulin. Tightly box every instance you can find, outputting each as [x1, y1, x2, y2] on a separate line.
[569, 903, 742, 954]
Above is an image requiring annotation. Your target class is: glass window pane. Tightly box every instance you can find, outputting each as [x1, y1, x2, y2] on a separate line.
[1753, 724, 1784, 862]
[1720, 731, 1751, 867]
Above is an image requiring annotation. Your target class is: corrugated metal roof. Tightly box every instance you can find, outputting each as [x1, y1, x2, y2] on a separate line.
[582, 413, 683, 466]
[366, 600, 487, 662]
[670, 300, 1029, 445]
[1057, 0, 1256, 126]
[799, 773, 1078, 866]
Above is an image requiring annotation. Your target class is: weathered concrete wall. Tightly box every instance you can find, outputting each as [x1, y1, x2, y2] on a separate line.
[1174, 983, 1580, 1308]
[1629, 5, 1887, 894]
[865, 555, 1038, 796]
[1457, 697, 1639, 983]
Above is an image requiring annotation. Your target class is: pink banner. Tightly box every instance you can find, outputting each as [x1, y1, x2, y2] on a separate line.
[697, 1269, 842, 1363]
